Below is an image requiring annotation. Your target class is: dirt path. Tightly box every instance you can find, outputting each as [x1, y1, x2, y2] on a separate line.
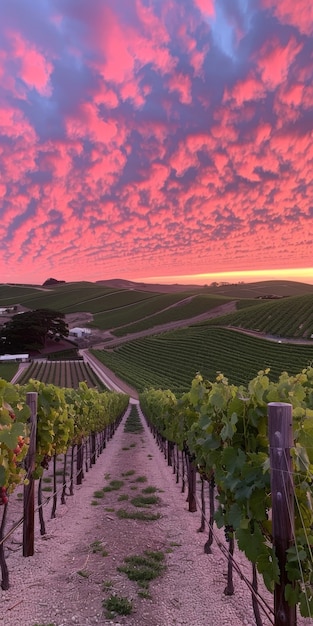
[90, 300, 238, 349]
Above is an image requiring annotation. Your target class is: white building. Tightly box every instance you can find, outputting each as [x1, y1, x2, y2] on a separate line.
[69, 327, 92, 339]
[0, 354, 29, 362]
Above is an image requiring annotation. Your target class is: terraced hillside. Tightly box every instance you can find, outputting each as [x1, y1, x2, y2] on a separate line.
[204, 293, 313, 339]
[92, 327, 313, 394]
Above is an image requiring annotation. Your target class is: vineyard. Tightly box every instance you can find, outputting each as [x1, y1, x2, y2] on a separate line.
[91, 291, 206, 330]
[112, 294, 232, 336]
[0, 377, 128, 593]
[206, 293, 313, 339]
[1, 369, 312, 625]
[15, 359, 105, 389]
[1, 282, 313, 624]
[92, 327, 313, 393]
[140, 367, 313, 623]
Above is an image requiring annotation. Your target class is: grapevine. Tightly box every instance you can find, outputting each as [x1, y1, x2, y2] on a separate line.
[140, 367, 313, 618]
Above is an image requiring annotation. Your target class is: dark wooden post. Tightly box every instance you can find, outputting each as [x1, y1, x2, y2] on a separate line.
[268, 402, 296, 626]
[76, 442, 83, 485]
[23, 392, 37, 557]
[187, 455, 197, 513]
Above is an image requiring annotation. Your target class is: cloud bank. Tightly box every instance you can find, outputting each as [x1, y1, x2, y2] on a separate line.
[0, 0, 312, 283]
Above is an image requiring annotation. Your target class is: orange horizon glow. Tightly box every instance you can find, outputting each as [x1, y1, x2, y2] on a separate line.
[135, 267, 313, 286]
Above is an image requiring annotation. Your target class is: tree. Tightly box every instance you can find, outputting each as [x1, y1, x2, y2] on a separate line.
[0, 309, 69, 353]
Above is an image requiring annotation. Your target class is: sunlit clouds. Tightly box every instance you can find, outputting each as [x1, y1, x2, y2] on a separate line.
[0, 0, 313, 285]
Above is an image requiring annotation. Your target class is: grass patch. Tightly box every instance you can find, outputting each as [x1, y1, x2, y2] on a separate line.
[91, 500, 99, 506]
[42, 477, 52, 483]
[90, 540, 108, 556]
[102, 579, 113, 589]
[103, 479, 124, 492]
[124, 406, 143, 433]
[122, 469, 135, 477]
[105, 507, 115, 513]
[138, 589, 151, 599]
[77, 569, 89, 578]
[116, 508, 160, 521]
[130, 486, 138, 491]
[142, 486, 157, 494]
[129, 442, 137, 448]
[118, 494, 129, 501]
[131, 495, 159, 508]
[104, 473, 111, 480]
[93, 490, 105, 498]
[135, 475, 147, 483]
[42, 486, 53, 492]
[103, 594, 133, 616]
[118, 550, 165, 588]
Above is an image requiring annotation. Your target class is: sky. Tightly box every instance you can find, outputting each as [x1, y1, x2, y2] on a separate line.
[1, 0, 313, 286]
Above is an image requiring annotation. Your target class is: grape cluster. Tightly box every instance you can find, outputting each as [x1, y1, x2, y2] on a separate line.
[41, 454, 51, 470]
[224, 525, 234, 543]
[0, 486, 8, 506]
[13, 436, 25, 457]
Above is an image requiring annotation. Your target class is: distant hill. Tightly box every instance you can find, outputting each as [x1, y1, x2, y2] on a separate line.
[95, 278, 203, 293]
[95, 278, 313, 297]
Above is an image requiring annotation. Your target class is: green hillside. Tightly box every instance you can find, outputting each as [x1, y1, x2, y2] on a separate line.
[204, 293, 313, 339]
[203, 280, 313, 298]
[92, 327, 313, 394]
[112, 294, 232, 336]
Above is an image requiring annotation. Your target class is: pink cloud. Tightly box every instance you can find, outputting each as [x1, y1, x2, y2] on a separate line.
[8, 32, 52, 95]
[262, 0, 313, 35]
[256, 36, 303, 90]
[224, 73, 265, 105]
[167, 72, 193, 104]
[193, 0, 215, 18]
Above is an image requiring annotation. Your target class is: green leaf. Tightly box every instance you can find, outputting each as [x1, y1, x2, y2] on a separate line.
[220, 420, 235, 441]
[228, 503, 242, 529]
[285, 584, 298, 607]
[299, 590, 313, 617]
[0, 422, 25, 449]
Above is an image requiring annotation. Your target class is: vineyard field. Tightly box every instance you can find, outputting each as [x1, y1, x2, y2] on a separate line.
[112, 294, 232, 336]
[93, 327, 313, 393]
[205, 293, 313, 339]
[0, 362, 19, 381]
[91, 292, 197, 330]
[16, 359, 106, 389]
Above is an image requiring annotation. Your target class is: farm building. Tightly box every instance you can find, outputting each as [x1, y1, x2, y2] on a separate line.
[0, 306, 17, 315]
[0, 354, 30, 362]
[68, 327, 91, 338]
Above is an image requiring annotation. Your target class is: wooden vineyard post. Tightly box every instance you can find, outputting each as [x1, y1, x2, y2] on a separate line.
[268, 402, 296, 626]
[23, 392, 38, 557]
[187, 454, 197, 513]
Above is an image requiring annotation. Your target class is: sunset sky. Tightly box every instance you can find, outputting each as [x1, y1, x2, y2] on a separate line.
[1, 0, 313, 286]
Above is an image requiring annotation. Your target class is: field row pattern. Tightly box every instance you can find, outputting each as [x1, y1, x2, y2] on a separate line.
[207, 294, 313, 338]
[113, 294, 231, 336]
[16, 360, 105, 389]
[93, 327, 313, 393]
